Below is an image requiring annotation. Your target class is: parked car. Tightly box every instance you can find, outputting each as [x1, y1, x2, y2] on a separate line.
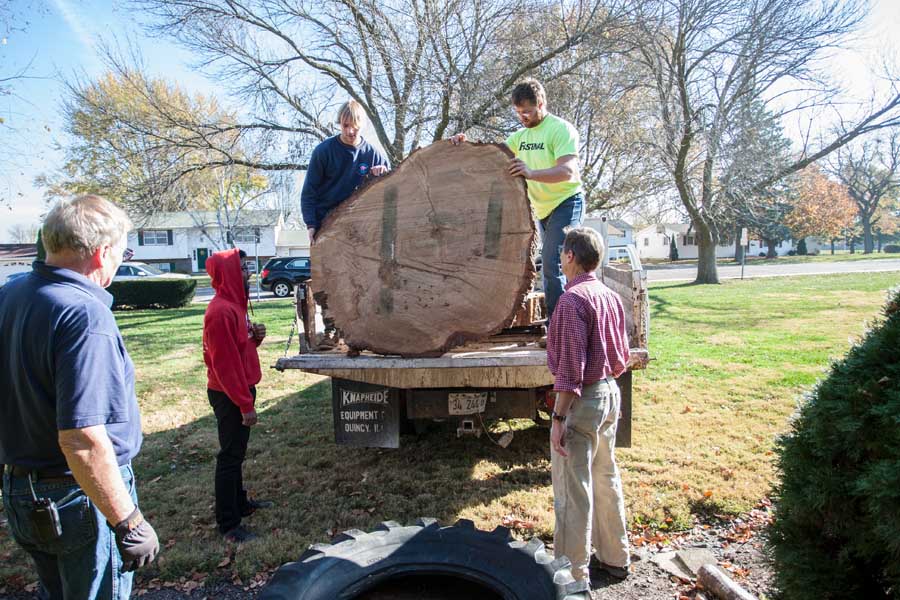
[260, 256, 311, 297]
[114, 262, 190, 281]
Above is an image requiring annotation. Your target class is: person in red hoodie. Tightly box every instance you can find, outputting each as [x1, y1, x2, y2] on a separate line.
[203, 249, 271, 542]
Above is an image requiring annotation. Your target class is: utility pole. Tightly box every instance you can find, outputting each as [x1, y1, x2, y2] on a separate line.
[254, 228, 261, 301]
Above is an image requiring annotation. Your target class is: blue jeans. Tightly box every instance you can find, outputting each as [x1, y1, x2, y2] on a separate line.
[2, 464, 137, 600]
[540, 194, 584, 319]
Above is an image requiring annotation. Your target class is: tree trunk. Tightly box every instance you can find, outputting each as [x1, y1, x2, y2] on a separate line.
[694, 225, 719, 284]
[765, 238, 777, 259]
[861, 212, 874, 254]
[877, 231, 883, 252]
[311, 141, 536, 357]
[830, 238, 836, 254]
[733, 224, 744, 263]
[849, 236, 856, 253]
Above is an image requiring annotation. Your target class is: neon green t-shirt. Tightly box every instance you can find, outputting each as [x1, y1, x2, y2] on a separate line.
[506, 113, 583, 220]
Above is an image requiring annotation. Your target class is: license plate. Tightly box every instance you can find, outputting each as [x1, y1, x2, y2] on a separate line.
[448, 392, 487, 415]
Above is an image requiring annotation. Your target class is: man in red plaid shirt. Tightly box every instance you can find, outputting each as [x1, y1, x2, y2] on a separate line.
[546, 226, 631, 584]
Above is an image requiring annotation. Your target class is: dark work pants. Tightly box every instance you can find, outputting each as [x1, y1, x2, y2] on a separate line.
[208, 387, 255, 533]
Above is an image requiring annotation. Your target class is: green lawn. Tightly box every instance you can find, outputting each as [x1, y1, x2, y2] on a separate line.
[1, 271, 898, 589]
[644, 250, 899, 267]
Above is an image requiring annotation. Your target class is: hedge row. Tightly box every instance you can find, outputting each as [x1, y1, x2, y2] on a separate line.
[108, 279, 197, 310]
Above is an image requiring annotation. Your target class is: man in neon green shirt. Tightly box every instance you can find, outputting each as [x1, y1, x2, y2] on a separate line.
[453, 78, 584, 318]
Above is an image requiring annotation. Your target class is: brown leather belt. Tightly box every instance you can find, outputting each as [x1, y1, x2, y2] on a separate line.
[5, 465, 74, 481]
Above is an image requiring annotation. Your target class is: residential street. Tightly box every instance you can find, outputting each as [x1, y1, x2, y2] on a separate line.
[645, 258, 900, 282]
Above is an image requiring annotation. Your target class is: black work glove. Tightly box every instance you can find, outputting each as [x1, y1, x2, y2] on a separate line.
[112, 508, 160, 572]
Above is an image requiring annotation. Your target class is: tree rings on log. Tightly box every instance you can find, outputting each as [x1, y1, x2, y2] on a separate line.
[311, 141, 537, 357]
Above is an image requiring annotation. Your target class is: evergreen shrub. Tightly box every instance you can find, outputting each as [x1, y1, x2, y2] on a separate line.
[770, 286, 900, 599]
[108, 279, 197, 309]
[884, 244, 900, 254]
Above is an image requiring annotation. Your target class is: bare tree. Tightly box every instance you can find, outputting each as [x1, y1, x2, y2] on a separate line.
[7, 223, 39, 243]
[128, 0, 636, 168]
[182, 166, 275, 251]
[631, 0, 900, 283]
[547, 55, 666, 212]
[826, 129, 900, 254]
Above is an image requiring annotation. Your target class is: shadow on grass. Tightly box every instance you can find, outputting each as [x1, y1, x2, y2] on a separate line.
[32, 377, 555, 588]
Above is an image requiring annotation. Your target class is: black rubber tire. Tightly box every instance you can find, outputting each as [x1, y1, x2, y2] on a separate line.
[260, 518, 590, 600]
[272, 280, 293, 298]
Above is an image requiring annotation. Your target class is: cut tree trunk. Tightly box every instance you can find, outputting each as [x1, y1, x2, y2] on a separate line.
[311, 141, 537, 357]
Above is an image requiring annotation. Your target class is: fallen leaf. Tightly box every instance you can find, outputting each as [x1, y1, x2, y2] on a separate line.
[703, 490, 713, 498]
[217, 557, 231, 568]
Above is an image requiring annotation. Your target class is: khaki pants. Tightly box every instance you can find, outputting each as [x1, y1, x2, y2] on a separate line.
[551, 378, 629, 581]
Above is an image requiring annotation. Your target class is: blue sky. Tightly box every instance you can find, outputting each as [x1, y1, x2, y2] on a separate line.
[1, 0, 899, 242]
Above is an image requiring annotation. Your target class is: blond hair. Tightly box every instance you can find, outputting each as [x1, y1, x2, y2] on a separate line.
[42, 195, 132, 259]
[336, 100, 367, 127]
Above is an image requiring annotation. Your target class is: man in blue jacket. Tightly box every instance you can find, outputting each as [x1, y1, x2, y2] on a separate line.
[301, 100, 390, 346]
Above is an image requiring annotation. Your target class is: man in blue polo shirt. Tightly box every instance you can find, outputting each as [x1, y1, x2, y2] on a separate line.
[0, 195, 159, 599]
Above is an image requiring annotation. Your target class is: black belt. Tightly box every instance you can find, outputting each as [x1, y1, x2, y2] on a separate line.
[5, 465, 74, 481]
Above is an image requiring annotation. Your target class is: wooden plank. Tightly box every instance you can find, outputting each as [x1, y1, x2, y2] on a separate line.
[311, 141, 537, 357]
[276, 347, 551, 370]
[299, 366, 555, 389]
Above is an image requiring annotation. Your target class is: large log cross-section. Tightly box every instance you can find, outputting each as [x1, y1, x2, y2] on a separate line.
[311, 141, 537, 357]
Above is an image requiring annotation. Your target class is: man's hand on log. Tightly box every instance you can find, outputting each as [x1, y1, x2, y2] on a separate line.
[449, 133, 467, 145]
[508, 158, 533, 179]
[371, 165, 389, 176]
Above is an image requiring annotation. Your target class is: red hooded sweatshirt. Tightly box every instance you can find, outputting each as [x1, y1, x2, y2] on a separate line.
[203, 249, 262, 413]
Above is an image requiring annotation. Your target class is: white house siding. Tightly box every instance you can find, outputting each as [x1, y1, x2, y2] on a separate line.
[275, 228, 312, 258]
[128, 215, 282, 273]
[635, 225, 736, 260]
[635, 227, 675, 260]
[747, 239, 793, 257]
[583, 216, 633, 248]
[127, 230, 192, 272]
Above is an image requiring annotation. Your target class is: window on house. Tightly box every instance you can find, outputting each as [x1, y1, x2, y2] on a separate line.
[141, 230, 170, 246]
[683, 235, 695, 246]
[644, 237, 650, 247]
[234, 228, 260, 243]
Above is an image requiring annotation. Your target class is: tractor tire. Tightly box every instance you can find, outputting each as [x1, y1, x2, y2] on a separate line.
[272, 280, 293, 298]
[260, 518, 590, 600]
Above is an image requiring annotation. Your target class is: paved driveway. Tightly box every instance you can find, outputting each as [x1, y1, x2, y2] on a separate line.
[645, 259, 900, 282]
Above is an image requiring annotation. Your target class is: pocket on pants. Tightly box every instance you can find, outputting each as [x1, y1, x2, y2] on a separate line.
[7, 489, 98, 554]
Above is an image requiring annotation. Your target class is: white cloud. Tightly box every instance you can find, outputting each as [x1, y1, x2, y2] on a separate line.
[51, 0, 96, 50]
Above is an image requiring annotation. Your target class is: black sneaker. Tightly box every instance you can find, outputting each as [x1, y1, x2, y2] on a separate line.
[223, 525, 258, 543]
[589, 555, 629, 580]
[240, 499, 274, 517]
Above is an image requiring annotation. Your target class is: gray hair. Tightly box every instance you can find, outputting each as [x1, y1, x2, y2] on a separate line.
[562, 226, 605, 271]
[42, 195, 132, 258]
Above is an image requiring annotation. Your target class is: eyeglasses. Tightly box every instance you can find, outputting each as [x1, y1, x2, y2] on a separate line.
[123, 248, 135, 261]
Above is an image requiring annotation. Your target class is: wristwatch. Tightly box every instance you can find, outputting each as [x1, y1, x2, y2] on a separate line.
[551, 411, 567, 422]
